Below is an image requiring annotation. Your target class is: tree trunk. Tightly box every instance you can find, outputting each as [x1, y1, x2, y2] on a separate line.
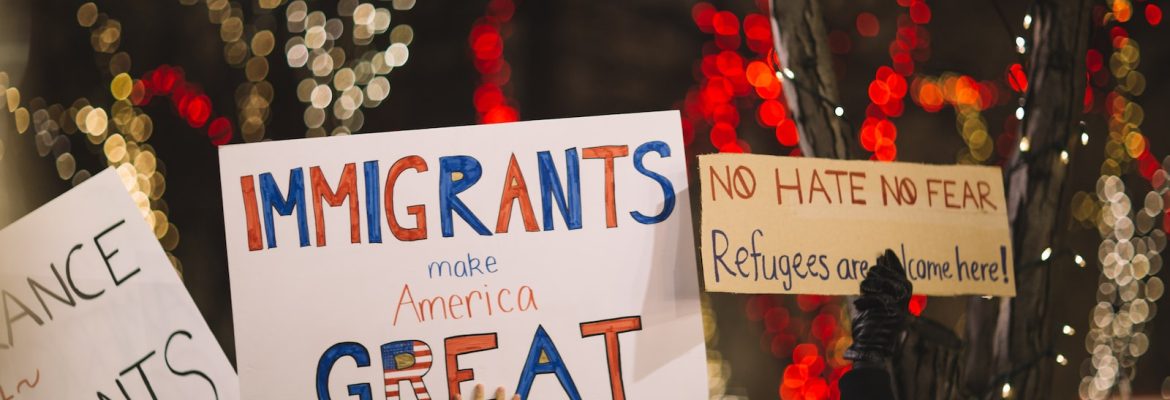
[769, 0, 850, 160]
[962, 0, 1091, 397]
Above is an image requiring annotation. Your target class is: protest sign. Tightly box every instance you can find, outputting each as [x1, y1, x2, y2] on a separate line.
[699, 153, 1015, 297]
[218, 111, 707, 399]
[0, 169, 239, 399]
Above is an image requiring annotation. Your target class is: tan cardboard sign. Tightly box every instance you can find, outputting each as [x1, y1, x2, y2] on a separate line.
[699, 154, 1015, 297]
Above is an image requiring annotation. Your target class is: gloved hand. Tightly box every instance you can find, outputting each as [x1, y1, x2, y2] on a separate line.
[843, 249, 913, 367]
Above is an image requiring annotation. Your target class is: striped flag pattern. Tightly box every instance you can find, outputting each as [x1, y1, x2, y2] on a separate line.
[382, 340, 433, 400]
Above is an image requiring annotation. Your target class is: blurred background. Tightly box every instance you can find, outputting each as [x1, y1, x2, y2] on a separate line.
[0, 0, 1167, 398]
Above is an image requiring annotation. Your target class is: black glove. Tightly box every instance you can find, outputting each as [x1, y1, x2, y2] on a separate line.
[843, 249, 912, 366]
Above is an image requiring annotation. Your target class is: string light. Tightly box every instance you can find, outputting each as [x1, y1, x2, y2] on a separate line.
[4, 0, 417, 275]
[1002, 383, 1012, 399]
[833, 106, 844, 117]
[1015, 36, 1026, 54]
[1079, 14, 1164, 398]
[1019, 136, 1031, 152]
[1060, 150, 1069, 164]
[781, 67, 795, 80]
[471, 0, 519, 124]
[281, 0, 416, 137]
[1040, 247, 1052, 261]
[1062, 325, 1076, 336]
[1056, 354, 1068, 366]
[1023, 14, 1033, 30]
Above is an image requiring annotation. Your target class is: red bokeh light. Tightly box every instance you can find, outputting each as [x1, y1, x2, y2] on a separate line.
[713, 11, 740, 35]
[758, 100, 786, 127]
[1147, 4, 1162, 25]
[765, 307, 792, 333]
[756, 78, 783, 99]
[796, 294, 828, 311]
[713, 103, 740, 126]
[1139, 146, 1158, 180]
[781, 343, 829, 400]
[856, 12, 880, 37]
[710, 122, 737, 148]
[473, 84, 505, 112]
[692, 2, 716, 33]
[771, 333, 797, 358]
[1006, 63, 1028, 92]
[136, 65, 231, 145]
[486, 0, 514, 21]
[776, 119, 799, 146]
[471, 1, 519, 124]
[746, 61, 774, 87]
[909, 1, 931, 24]
[875, 137, 897, 161]
[185, 94, 211, 128]
[886, 72, 907, 98]
[811, 313, 837, 342]
[868, 80, 891, 105]
[718, 141, 745, 153]
[715, 51, 745, 77]
[704, 77, 734, 103]
[471, 28, 503, 60]
[207, 117, 233, 146]
[151, 65, 179, 95]
[908, 294, 927, 316]
[1109, 26, 1128, 42]
[743, 13, 772, 41]
[481, 105, 518, 124]
[715, 32, 742, 51]
[1085, 49, 1103, 73]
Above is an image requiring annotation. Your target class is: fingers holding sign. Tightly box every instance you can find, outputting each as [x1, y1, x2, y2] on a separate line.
[453, 384, 522, 400]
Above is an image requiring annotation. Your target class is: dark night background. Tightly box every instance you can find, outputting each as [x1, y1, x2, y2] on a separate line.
[0, 0, 1167, 398]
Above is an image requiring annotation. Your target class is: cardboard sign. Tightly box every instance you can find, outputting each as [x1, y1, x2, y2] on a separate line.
[0, 169, 239, 399]
[699, 154, 1015, 297]
[218, 111, 707, 399]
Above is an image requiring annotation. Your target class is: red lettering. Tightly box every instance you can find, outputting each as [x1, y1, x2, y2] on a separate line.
[240, 175, 263, 251]
[393, 284, 417, 326]
[926, 178, 942, 207]
[445, 334, 499, 399]
[710, 165, 733, 201]
[496, 154, 539, 233]
[823, 169, 848, 203]
[310, 163, 360, 246]
[582, 145, 630, 228]
[386, 156, 428, 241]
[497, 288, 514, 313]
[849, 172, 867, 205]
[962, 181, 979, 209]
[978, 181, 998, 210]
[774, 168, 803, 205]
[808, 169, 831, 204]
[942, 180, 959, 209]
[580, 316, 643, 400]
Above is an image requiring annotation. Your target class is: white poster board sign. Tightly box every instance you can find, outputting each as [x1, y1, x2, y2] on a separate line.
[218, 111, 707, 399]
[0, 169, 239, 399]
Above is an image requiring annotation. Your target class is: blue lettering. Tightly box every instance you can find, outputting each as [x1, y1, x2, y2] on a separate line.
[259, 168, 309, 248]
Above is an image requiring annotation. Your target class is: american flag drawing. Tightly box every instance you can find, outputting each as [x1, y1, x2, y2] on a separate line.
[382, 340, 433, 400]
